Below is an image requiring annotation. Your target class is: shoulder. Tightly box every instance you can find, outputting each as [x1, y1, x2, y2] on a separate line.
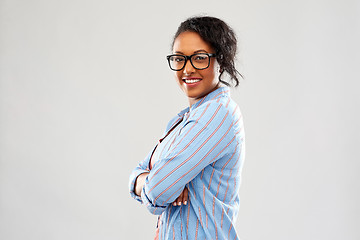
[189, 96, 239, 126]
[164, 107, 189, 133]
[164, 115, 181, 133]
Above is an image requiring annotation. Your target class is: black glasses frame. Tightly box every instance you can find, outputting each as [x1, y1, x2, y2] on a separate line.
[166, 53, 216, 71]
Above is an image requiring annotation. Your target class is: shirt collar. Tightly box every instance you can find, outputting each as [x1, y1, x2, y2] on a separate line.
[177, 86, 231, 117]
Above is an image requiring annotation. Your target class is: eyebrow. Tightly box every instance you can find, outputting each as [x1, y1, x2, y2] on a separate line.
[174, 49, 208, 54]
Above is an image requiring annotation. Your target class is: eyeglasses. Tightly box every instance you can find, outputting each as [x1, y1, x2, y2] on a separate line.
[166, 53, 216, 71]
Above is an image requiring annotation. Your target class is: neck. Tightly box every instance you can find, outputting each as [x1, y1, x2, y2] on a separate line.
[188, 98, 199, 108]
[187, 84, 221, 108]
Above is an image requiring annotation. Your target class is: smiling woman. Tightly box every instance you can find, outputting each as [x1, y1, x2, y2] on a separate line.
[171, 31, 219, 106]
[129, 16, 245, 240]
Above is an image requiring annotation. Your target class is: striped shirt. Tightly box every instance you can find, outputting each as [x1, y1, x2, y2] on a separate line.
[129, 87, 245, 240]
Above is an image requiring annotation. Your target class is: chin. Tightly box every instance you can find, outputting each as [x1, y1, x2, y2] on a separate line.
[184, 91, 205, 100]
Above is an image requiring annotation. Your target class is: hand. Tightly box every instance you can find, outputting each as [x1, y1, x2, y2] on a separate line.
[135, 172, 149, 197]
[173, 187, 189, 206]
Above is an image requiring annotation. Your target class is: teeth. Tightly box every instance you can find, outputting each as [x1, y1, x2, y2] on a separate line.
[184, 79, 201, 84]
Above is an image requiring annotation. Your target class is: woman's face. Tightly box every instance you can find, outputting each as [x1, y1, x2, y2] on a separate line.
[172, 31, 219, 106]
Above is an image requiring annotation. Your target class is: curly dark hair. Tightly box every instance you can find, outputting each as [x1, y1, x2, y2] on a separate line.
[172, 16, 242, 87]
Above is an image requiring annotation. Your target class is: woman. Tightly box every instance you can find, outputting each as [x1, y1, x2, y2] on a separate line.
[129, 16, 245, 240]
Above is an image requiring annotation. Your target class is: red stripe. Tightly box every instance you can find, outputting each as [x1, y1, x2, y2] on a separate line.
[208, 132, 237, 193]
[207, 162, 216, 189]
[186, 200, 190, 240]
[157, 119, 183, 164]
[166, 206, 172, 232]
[151, 105, 222, 202]
[193, 88, 227, 109]
[215, 144, 238, 198]
[151, 90, 230, 183]
[148, 104, 210, 183]
[224, 169, 233, 203]
[165, 114, 194, 156]
[197, 95, 207, 105]
[195, 220, 199, 240]
[200, 169, 205, 180]
[212, 196, 219, 240]
[158, 130, 179, 163]
[180, 207, 183, 238]
[211, 90, 230, 101]
[232, 105, 239, 116]
[228, 224, 232, 239]
[163, 184, 187, 203]
[224, 150, 241, 202]
[168, 117, 182, 132]
[150, 117, 185, 175]
[206, 212, 208, 229]
[221, 208, 224, 229]
[167, 106, 201, 155]
[203, 185, 206, 208]
[230, 177, 237, 202]
[203, 185, 207, 228]
[234, 118, 241, 127]
[152, 89, 229, 177]
[183, 121, 236, 202]
[193, 89, 229, 111]
[226, 97, 230, 108]
[191, 181, 196, 200]
[156, 108, 228, 205]
[166, 132, 180, 155]
[198, 207, 203, 228]
[212, 195, 215, 216]
[215, 215, 218, 240]
[230, 147, 242, 202]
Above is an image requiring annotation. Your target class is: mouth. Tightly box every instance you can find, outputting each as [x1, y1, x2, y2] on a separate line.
[182, 78, 202, 84]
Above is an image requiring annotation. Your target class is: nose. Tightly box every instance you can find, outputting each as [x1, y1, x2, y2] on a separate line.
[183, 59, 195, 75]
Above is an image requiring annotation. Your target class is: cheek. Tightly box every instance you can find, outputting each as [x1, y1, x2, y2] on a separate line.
[175, 72, 183, 84]
[203, 68, 216, 81]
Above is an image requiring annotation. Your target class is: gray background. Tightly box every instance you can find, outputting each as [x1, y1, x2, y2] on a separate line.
[1, 0, 359, 239]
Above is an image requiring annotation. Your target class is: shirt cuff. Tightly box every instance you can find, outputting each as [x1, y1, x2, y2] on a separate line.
[141, 184, 167, 215]
[129, 169, 150, 203]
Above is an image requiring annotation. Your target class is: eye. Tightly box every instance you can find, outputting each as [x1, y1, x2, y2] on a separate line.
[171, 56, 185, 62]
[193, 54, 208, 61]
[195, 55, 206, 60]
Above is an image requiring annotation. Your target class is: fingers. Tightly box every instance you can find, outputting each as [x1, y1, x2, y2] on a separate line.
[173, 192, 182, 206]
[177, 192, 183, 206]
[173, 187, 189, 206]
[183, 187, 188, 205]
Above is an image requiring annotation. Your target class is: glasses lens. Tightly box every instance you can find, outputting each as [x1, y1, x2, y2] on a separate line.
[191, 54, 210, 69]
[169, 55, 186, 70]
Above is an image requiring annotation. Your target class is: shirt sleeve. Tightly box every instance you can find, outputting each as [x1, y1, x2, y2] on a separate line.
[128, 115, 183, 204]
[128, 148, 153, 203]
[141, 101, 239, 215]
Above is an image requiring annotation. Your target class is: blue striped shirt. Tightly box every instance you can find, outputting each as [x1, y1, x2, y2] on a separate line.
[129, 87, 245, 240]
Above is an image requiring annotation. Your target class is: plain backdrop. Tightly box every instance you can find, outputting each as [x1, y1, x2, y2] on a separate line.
[1, 0, 359, 239]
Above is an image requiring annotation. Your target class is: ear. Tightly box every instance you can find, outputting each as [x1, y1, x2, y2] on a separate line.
[216, 63, 222, 73]
[218, 66, 223, 73]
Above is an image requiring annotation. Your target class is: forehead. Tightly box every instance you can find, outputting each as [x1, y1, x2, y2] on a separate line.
[173, 31, 214, 54]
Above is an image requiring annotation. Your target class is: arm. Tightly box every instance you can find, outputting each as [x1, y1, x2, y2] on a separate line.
[141, 102, 239, 214]
[129, 148, 154, 203]
[129, 115, 184, 204]
[134, 172, 149, 196]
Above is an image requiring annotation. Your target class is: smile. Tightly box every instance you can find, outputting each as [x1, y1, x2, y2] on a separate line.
[183, 78, 202, 84]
